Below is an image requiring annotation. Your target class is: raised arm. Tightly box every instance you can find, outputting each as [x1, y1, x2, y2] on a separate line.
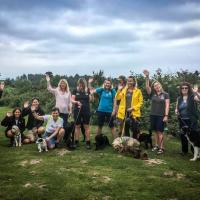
[45, 74, 56, 94]
[193, 84, 200, 102]
[31, 106, 44, 121]
[143, 69, 151, 95]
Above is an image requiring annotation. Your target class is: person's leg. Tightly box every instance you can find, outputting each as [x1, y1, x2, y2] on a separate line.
[26, 130, 35, 143]
[180, 133, 188, 153]
[108, 114, 116, 139]
[84, 124, 91, 149]
[56, 128, 65, 143]
[96, 112, 105, 135]
[74, 125, 81, 146]
[37, 126, 45, 137]
[157, 131, 164, 149]
[5, 130, 14, 146]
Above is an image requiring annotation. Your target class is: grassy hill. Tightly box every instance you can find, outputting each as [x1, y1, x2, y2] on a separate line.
[0, 107, 199, 200]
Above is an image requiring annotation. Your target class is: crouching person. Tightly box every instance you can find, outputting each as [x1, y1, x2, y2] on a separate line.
[32, 107, 65, 149]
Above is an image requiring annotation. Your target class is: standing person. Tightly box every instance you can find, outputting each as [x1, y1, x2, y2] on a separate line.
[45, 74, 72, 128]
[0, 81, 5, 99]
[71, 78, 93, 149]
[22, 98, 45, 143]
[89, 78, 116, 139]
[115, 76, 143, 138]
[175, 82, 200, 155]
[32, 107, 65, 149]
[143, 69, 170, 154]
[1, 108, 29, 146]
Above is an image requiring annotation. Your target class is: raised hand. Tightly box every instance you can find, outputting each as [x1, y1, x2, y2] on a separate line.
[0, 82, 5, 90]
[192, 84, 199, 93]
[24, 101, 29, 108]
[118, 84, 124, 91]
[143, 69, 149, 78]
[88, 77, 94, 84]
[6, 111, 13, 117]
[45, 74, 50, 82]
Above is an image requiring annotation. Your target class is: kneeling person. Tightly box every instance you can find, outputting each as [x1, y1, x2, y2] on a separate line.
[32, 107, 65, 149]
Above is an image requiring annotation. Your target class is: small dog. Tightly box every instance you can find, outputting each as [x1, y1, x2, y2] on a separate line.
[36, 138, 48, 152]
[182, 126, 200, 161]
[95, 134, 110, 150]
[112, 136, 148, 159]
[11, 125, 22, 147]
[138, 129, 153, 149]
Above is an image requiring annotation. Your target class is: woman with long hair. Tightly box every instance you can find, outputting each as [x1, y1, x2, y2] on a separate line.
[143, 69, 170, 154]
[1, 107, 28, 146]
[175, 82, 200, 156]
[46, 74, 72, 129]
[71, 78, 93, 149]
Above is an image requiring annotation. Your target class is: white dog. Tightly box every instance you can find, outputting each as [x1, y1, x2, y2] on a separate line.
[36, 138, 48, 152]
[11, 125, 22, 147]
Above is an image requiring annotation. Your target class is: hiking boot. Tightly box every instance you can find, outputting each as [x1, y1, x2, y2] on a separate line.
[74, 140, 80, 148]
[86, 141, 91, 149]
[152, 146, 159, 152]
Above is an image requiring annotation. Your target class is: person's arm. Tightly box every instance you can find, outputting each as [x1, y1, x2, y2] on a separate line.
[0, 82, 4, 98]
[163, 98, 170, 122]
[1, 113, 11, 127]
[71, 94, 82, 108]
[143, 69, 151, 95]
[46, 74, 56, 94]
[175, 99, 179, 115]
[193, 84, 200, 102]
[46, 127, 61, 140]
[32, 109, 44, 121]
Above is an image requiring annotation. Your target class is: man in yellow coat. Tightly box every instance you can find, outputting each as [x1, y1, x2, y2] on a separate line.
[115, 76, 143, 138]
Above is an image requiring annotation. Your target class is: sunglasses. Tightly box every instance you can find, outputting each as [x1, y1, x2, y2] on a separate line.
[181, 87, 188, 90]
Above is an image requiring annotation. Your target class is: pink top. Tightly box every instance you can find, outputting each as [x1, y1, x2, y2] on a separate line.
[47, 83, 72, 114]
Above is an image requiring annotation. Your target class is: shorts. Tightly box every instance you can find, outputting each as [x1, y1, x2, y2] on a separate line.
[43, 131, 56, 146]
[74, 111, 90, 125]
[97, 111, 114, 128]
[150, 115, 165, 132]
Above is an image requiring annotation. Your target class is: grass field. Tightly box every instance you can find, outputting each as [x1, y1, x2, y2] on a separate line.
[0, 107, 200, 200]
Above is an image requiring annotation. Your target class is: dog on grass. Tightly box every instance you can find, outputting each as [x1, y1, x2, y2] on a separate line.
[112, 136, 148, 159]
[11, 125, 22, 147]
[95, 134, 110, 150]
[36, 138, 48, 152]
[182, 126, 200, 161]
[138, 129, 153, 149]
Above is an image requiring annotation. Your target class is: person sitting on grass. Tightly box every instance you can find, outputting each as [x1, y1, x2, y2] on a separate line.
[32, 107, 65, 149]
[22, 97, 45, 143]
[1, 108, 29, 146]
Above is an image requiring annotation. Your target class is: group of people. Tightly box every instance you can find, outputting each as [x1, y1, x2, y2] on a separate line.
[0, 70, 200, 156]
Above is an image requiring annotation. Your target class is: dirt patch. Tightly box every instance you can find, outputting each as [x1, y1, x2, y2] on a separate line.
[102, 196, 111, 200]
[145, 159, 166, 166]
[57, 148, 71, 156]
[80, 160, 88, 164]
[163, 171, 174, 177]
[23, 183, 32, 188]
[20, 159, 42, 167]
[176, 173, 185, 180]
[101, 176, 112, 184]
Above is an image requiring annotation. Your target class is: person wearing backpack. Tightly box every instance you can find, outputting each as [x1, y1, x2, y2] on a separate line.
[89, 78, 116, 139]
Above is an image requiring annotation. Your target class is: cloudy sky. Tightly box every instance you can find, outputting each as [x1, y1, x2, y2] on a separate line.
[0, 0, 200, 79]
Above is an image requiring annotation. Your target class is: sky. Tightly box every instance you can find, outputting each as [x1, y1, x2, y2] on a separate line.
[0, 0, 200, 79]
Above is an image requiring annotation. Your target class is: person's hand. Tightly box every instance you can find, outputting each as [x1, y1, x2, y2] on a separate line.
[112, 110, 116, 116]
[77, 101, 82, 109]
[118, 84, 124, 91]
[143, 69, 149, 78]
[0, 82, 5, 90]
[175, 109, 178, 115]
[24, 101, 29, 108]
[88, 77, 94, 84]
[6, 111, 12, 117]
[127, 107, 133, 113]
[163, 116, 168, 122]
[192, 84, 199, 93]
[45, 74, 50, 82]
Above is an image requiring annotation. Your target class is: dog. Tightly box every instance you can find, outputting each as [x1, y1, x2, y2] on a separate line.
[11, 125, 22, 147]
[36, 138, 48, 152]
[95, 134, 110, 150]
[112, 136, 148, 159]
[181, 126, 200, 161]
[138, 129, 153, 149]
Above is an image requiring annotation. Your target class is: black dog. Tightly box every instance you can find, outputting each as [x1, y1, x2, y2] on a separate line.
[63, 121, 75, 149]
[138, 129, 153, 149]
[95, 134, 110, 150]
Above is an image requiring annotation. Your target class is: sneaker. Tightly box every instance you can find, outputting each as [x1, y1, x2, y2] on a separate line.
[152, 146, 159, 152]
[157, 148, 164, 155]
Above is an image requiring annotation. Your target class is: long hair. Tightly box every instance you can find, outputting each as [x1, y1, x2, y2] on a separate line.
[151, 80, 164, 93]
[77, 78, 88, 93]
[12, 107, 22, 119]
[179, 82, 193, 97]
[58, 79, 70, 92]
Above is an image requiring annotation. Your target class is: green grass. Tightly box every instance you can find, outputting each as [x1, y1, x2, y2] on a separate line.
[0, 107, 200, 200]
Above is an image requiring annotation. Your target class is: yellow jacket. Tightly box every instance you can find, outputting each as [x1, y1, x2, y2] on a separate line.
[115, 87, 143, 120]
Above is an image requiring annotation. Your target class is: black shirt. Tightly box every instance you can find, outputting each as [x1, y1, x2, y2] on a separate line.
[72, 89, 90, 113]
